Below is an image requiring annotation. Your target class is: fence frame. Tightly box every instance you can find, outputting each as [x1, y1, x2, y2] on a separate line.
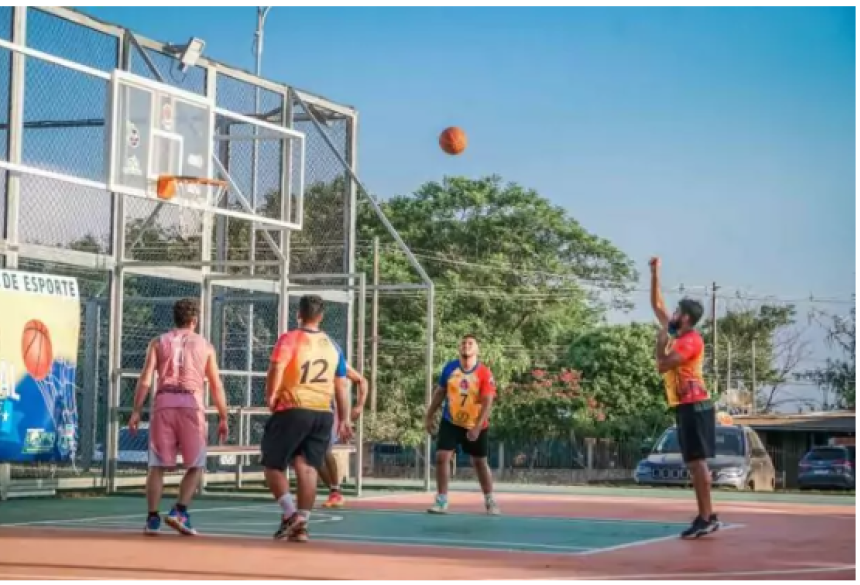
[0, 6, 438, 498]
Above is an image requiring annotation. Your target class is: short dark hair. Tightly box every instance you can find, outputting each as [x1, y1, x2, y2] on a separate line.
[173, 298, 200, 328]
[678, 298, 704, 327]
[462, 334, 478, 343]
[298, 295, 325, 323]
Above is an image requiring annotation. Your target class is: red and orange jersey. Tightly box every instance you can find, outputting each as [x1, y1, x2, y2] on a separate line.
[662, 330, 710, 407]
[269, 328, 347, 412]
[439, 360, 496, 430]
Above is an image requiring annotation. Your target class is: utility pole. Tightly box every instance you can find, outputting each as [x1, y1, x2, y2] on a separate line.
[371, 237, 380, 417]
[711, 282, 719, 393]
[751, 340, 757, 415]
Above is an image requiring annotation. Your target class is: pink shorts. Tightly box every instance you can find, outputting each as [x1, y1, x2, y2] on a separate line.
[149, 407, 207, 469]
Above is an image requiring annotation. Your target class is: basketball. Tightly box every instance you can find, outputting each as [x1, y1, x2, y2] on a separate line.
[439, 127, 467, 155]
[21, 319, 53, 381]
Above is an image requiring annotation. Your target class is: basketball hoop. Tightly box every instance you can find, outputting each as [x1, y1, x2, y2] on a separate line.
[155, 175, 228, 239]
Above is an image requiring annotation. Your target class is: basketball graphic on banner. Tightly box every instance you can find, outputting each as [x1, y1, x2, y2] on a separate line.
[21, 319, 53, 381]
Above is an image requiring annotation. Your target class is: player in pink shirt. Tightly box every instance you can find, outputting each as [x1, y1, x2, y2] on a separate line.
[129, 298, 228, 536]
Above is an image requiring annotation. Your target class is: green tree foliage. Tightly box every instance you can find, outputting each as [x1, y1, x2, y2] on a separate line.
[566, 323, 673, 438]
[355, 176, 638, 442]
[700, 303, 807, 412]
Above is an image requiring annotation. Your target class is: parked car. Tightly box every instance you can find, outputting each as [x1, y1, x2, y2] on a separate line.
[797, 445, 855, 491]
[633, 420, 776, 491]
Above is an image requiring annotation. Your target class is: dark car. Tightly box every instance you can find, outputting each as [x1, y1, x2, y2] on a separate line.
[797, 445, 855, 491]
[633, 423, 776, 491]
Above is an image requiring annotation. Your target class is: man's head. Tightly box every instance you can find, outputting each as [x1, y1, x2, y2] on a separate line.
[173, 298, 200, 330]
[459, 334, 479, 360]
[670, 298, 704, 335]
[297, 294, 325, 327]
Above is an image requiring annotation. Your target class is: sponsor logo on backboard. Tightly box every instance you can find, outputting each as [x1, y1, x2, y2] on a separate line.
[187, 154, 203, 169]
[126, 123, 140, 149]
[123, 156, 142, 176]
[161, 101, 173, 131]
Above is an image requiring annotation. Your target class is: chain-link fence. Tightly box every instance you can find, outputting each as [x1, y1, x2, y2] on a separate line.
[0, 7, 432, 499]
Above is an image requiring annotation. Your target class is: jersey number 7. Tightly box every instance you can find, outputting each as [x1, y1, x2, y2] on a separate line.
[300, 359, 329, 384]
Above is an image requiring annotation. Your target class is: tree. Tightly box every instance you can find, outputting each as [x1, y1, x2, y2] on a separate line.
[701, 303, 809, 413]
[355, 176, 638, 442]
[566, 322, 672, 437]
[800, 307, 855, 410]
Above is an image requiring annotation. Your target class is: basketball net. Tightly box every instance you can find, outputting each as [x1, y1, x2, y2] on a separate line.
[166, 179, 226, 240]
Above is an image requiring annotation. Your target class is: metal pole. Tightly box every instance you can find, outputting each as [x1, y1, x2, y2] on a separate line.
[0, 6, 27, 500]
[356, 274, 366, 497]
[371, 237, 379, 417]
[726, 342, 732, 397]
[245, 6, 272, 457]
[751, 340, 757, 415]
[423, 283, 435, 491]
[711, 282, 719, 392]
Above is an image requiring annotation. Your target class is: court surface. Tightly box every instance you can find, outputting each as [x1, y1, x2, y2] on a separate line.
[0, 489, 854, 580]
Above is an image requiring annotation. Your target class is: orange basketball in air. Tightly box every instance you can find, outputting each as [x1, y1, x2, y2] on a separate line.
[21, 319, 53, 381]
[439, 127, 467, 155]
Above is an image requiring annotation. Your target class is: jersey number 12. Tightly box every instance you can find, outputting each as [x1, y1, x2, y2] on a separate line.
[300, 359, 329, 384]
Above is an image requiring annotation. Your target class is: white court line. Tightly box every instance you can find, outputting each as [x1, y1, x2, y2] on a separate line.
[566, 564, 857, 580]
[0, 572, 112, 581]
[575, 523, 745, 556]
[6, 522, 595, 555]
[76, 516, 343, 527]
[341, 506, 692, 526]
[0, 502, 274, 527]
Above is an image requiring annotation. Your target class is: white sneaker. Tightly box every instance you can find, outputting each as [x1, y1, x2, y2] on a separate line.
[427, 496, 448, 514]
[485, 498, 501, 516]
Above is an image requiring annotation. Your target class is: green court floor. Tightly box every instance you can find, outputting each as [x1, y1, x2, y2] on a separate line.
[0, 496, 693, 555]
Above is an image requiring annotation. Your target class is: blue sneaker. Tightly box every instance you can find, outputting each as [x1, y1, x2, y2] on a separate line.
[144, 514, 161, 536]
[165, 508, 198, 536]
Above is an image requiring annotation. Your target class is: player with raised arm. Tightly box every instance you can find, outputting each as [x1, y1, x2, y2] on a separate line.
[319, 365, 368, 509]
[424, 334, 499, 515]
[650, 257, 720, 538]
[129, 298, 229, 537]
[262, 295, 353, 543]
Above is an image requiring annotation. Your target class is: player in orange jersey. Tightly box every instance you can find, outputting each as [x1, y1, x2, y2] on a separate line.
[262, 295, 353, 543]
[650, 257, 720, 539]
[319, 365, 368, 509]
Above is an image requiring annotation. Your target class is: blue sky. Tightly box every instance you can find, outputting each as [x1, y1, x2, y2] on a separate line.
[80, 7, 854, 407]
[82, 6, 855, 301]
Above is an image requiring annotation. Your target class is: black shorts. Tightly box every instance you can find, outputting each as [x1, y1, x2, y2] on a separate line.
[675, 401, 716, 463]
[261, 408, 333, 471]
[436, 418, 489, 458]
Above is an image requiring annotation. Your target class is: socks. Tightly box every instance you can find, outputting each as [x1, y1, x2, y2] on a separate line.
[147, 510, 159, 519]
[484, 493, 495, 504]
[175, 503, 188, 514]
[298, 509, 311, 522]
[436, 493, 448, 504]
[330, 485, 341, 494]
[278, 493, 296, 518]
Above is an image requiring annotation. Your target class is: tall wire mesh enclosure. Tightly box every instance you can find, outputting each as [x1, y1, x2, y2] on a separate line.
[0, 7, 434, 500]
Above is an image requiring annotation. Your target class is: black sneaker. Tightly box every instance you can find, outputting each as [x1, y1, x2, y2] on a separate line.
[273, 512, 308, 542]
[707, 514, 722, 533]
[680, 516, 711, 539]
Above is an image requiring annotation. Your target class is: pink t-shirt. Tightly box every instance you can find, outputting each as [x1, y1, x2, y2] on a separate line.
[153, 329, 211, 411]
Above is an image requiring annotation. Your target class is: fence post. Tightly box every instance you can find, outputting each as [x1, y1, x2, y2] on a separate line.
[80, 300, 100, 472]
[497, 442, 505, 479]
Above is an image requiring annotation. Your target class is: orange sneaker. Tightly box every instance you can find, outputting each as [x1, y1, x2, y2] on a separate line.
[322, 491, 345, 508]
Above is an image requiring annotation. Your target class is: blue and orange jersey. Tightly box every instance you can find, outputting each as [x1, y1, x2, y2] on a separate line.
[439, 360, 497, 430]
[269, 328, 347, 412]
[662, 330, 709, 407]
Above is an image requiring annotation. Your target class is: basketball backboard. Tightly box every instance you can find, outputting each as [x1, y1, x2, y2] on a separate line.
[106, 70, 305, 231]
[109, 70, 215, 211]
